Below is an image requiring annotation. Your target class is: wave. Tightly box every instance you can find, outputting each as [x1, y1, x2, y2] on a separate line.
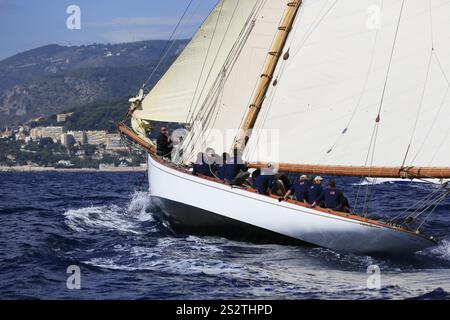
[63, 191, 153, 234]
[82, 237, 251, 279]
[352, 178, 447, 186]
[406, 288, 450, 300]
[424, 239, 450, 262]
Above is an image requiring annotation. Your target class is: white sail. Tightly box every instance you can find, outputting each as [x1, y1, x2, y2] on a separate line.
[244, 0, 450, 168]
[133, 0, 260, 125]
[176, 0, 288, 162]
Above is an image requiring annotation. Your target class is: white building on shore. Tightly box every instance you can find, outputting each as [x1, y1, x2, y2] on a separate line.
[86, 130, 107, 145]
[106, 133, 127, 151]
[41, 126, 66, 143]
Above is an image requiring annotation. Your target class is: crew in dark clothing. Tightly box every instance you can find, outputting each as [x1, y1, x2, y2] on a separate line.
[341, 195, 351, 213]
[192, 152, 216, 177]
[283, 174, 310, 203]
[217, 149, 249, 185]
[156, 127, 173, 160]
[307, 176, 324, 205]
[313, 179, 345, 211]
[271, 173, 291, 196]
[254, 174, 274, 195]
[217, 152, 230, 180]
[248, 169, 261, 187]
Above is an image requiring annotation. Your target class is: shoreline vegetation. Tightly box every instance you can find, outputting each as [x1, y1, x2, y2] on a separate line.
[0, 165, 146, 173]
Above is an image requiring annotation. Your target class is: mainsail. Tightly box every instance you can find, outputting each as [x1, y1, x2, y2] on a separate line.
[244, 0, 450, 172]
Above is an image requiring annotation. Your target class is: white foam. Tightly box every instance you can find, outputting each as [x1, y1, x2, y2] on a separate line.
[126, 191, 153, 221]
[428, 239, 450, 261]
[64, 191, 153, 234]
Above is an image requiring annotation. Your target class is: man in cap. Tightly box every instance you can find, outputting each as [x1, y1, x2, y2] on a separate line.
[307, 176, 324, 206]
[282, 174, 310, 203]
[312, 179, 346, 211]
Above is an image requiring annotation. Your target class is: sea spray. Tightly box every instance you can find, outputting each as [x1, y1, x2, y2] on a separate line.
[64, 191, 153, 233]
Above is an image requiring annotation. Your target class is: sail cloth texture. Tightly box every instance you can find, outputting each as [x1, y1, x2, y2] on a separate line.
[133, 0, 260, 124]
[245, 0, 450, 168]
[131, 0, 288, 161]
[175, 0, 288, 162]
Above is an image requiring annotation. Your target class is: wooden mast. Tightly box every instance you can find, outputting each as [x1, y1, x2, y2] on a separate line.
[235, 0, 302, 150]
[248, 162, 450, 179]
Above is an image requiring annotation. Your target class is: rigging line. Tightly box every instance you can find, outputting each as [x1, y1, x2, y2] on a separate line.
[179, 2, 262, 161]
[426, 52, 450, 165]
[404, 186, 446, 218]
[185, 0, 226, 124]
[185, 0, 266, 161]
[320, 0, 384, 163]
[246, 0, 337, 159]
[429, 124, 450, 165]
[361, 124, 381, 215]
[389, 186, 445, 222]
[190, 1, 258, 125]
[288, 0, 338, 68]
[353, 114, 379, 212]
[403, 28, 434, 167]
[232, 0, 280, 143]
[182, 80, 226, 162]
[411, 86, 449, 165]
[245, 2, 315, 160]
[186, 0, 242, 125]
[407, 190, 448, 221]
[234, 0, 285, 155]
[239, 0, 283, 132]
[141, 0, 195, 91]
[353, 104, 378, 211]
[186, 9, 242, 128]
[416, 190, 449, 231]
[357, 0, 406, 214]
[376, 0, 405, 117]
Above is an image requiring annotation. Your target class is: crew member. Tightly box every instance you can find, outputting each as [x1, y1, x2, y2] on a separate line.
[312, 179, 346, 211]
[254, 164, 277, 195]
[283, 174, 310, 203]
[217, 152, 230, 180]
[156, 127, 173, 159]
[307, 176, 324, 206]
[192, 152, 216, 177]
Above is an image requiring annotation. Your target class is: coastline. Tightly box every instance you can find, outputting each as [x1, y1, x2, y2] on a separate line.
[0, 165, 147, 173]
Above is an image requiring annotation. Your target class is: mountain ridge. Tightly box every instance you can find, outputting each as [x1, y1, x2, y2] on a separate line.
[0, 40, 187, 128]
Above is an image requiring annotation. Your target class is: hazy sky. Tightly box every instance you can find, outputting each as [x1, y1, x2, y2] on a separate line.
[0, 0, 217, 60]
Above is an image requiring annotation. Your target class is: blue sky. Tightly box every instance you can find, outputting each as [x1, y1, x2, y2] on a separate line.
[0, 0, 217, 60]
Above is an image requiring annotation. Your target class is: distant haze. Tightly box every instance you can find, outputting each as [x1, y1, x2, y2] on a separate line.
[0, 0, 216, 61]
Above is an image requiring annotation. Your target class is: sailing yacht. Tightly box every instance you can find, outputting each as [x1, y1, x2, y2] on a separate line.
[118, 0, 450, 254]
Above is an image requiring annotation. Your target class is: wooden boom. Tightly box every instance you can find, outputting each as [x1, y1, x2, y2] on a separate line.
[247, 162, 450, 179]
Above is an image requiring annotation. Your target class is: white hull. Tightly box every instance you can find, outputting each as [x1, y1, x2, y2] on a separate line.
[148, 156, 436, 255]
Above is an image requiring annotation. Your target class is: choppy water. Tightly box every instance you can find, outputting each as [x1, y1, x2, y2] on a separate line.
[0, 172, 449, 299]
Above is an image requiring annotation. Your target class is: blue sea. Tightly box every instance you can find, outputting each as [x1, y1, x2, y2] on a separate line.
[0, 172, 449, 300]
